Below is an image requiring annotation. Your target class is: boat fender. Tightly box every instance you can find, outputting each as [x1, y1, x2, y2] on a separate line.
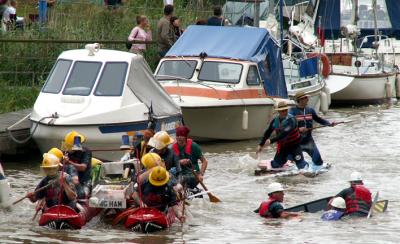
[323, 86, 331, 105]
[385, 80, 392, 99]
[395, 74, 400, 99]
[242, 109, 248, 130]
[320, 92, 329, 114]
[307, 53, 330, 78]
[0, 179, 11, 207]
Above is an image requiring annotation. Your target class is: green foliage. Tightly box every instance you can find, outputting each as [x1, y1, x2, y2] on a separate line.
[0, 84, 40, 113]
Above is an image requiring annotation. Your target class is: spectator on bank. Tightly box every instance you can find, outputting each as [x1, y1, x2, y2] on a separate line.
[163, 0, 173, 5]
[207, 5, 226, 26]
[0, 0, 7, 21]
[157, 4, 176, 57]
[195, 19, 207, 25]
[128, 15, 152, 54]
[1, 0, 16, 32]
[170, 16, 183, 39]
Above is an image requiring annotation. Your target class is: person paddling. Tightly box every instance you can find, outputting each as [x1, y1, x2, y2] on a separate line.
[26, 153, 77, 210]
[258, 182, 300, 219]
[289, 91, 337, 170]
[321, 197, 346, 221]
[335, 171, 372, 217]
[256, 101, 309, 170]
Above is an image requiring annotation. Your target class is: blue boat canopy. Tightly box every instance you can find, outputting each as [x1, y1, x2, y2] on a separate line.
[166, 25, 288, 98]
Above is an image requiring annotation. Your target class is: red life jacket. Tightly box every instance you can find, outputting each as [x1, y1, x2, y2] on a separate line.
[258, 197, 278, 218]
[273, 116, 301, 152]
[172, 139, 193, 158]
[345, 184, 372, 215]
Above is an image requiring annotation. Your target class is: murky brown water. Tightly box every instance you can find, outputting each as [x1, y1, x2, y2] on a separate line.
[1, 105, 400, 243]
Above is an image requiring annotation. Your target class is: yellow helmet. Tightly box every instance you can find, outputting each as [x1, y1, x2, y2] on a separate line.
[63, 130, 86, 151]
[41, 153, 60, 168]
[148, 131, 174, 150]
[141, 153, 161, 170]
[149, 166, 169, 186]
[47, 148, 63, 161]
[91, 157, 102, 167]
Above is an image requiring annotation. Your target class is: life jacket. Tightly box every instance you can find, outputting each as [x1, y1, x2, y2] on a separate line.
[172, 139, 193, 158]
[321, 209, 345, 221]
[273, 116, 301, 151]
[258, 197, 278, 218]
[345, 184, 372, 215]
[293, 107, 313, 129]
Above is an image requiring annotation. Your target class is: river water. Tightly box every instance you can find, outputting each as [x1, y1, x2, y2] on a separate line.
[1, 105, 400, 243]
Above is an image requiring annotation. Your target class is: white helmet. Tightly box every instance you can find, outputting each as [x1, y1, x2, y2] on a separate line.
[349, 171, 362, 182]
[330, 197, 346, 209]
[267, 182, 284, 194]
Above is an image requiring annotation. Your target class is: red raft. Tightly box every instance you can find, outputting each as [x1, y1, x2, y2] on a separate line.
[39, 204, 101, 229]
[123, 207, 176, 233]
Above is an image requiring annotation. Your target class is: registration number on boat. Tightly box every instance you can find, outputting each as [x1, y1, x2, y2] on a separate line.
[99, 200, 126, 209]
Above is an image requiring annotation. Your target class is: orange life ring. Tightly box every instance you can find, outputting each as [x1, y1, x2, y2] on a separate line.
[307, 53, 330, 78]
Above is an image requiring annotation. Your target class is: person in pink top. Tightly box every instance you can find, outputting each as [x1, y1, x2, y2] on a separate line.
[127, 15, 152, 54]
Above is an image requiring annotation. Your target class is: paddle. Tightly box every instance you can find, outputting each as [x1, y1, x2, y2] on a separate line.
[12, 180, 56, 205]
[367, 191, 379, 219]
[190, 167, 221, 203]
[310, 120, 354, 131]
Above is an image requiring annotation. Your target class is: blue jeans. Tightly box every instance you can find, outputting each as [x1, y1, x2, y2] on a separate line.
[301, 137, 323, 166]
[271, 144, 308, 169]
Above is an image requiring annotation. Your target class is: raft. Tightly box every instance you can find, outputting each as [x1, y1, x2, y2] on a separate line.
[38, 204, 101, 229]
[254, 160, 331, 177]
[124, 207, 176, 233]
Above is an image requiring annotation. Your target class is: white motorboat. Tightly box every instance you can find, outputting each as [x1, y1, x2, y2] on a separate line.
[155, 26, 291, 141]
[30, 44, 181, 161]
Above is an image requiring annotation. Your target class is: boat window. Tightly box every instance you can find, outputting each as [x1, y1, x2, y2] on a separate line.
[42, 59, 72, 94]
[157, 60, 197, 80]
[198, 61, 243, 84]
[246, 66, 261, 86]
[94, 62, 128, 96]
[63, 61, 102, 96]
[341, 0, 391, 29]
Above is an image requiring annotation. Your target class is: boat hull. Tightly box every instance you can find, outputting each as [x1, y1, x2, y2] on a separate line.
[124, 207, 175, 233]
[38, 205, 101, 229]
[180, 104, 274, 141]
[31, 116, 181, 161]
[327, 73, 396, 105]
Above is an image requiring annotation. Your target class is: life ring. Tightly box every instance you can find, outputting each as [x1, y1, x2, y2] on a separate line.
[307, 53, 330, 78]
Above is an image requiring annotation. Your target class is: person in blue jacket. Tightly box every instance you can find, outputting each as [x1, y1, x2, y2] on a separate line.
[321, 197, 346, 221]
[289, 91, 337, 168]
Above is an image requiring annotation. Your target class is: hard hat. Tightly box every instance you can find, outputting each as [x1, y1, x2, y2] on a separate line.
[349, 171, 362, 182]
[330, 197, 346, 209]
[141, 153, 161, 170]
[91, 157, 102, 167]
[41, 153, 60, 168]
[149, 166, 170, 186]
[47, 148, 63, 161]
[267, 182, 284, 194]
[148, 131, 174, 150]
[63, 131, 86, 151]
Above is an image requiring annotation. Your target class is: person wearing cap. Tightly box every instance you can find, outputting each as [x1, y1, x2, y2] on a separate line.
[61, 130, 92, 199]
[258, 182, 300, 219]
[27, 153, 77, 210]
[289, 91, 336, 168]
[172, 125, 208, 189]
[256, 101, 308, 169]
[335, 171, 372, 217]
[133, 129, 155, 160]
[321, 197, 346, 221]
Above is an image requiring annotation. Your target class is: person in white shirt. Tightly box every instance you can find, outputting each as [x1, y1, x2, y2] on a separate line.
[1, 0, 16, 32]
[127, 15, 152, 54]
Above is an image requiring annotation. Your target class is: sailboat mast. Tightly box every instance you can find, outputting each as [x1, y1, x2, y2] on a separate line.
[280, 0, 284, 50]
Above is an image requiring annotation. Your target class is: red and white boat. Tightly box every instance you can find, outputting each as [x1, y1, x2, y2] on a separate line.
[124, 207, 176, 233]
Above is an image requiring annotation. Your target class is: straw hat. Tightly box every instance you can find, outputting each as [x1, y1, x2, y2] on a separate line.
[294, 91, 309, 101]
[275, 101, 290, 111]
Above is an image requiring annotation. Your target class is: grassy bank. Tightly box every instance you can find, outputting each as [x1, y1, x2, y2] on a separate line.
[0, 0, 226, 113]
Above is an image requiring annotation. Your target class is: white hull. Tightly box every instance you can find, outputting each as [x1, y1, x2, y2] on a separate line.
[0, 179, 11, 208]
[326, 73, 396, 105]
[181, 104, 274, 141]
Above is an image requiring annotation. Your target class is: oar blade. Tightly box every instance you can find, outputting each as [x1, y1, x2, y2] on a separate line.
[208, 193, 221, 203]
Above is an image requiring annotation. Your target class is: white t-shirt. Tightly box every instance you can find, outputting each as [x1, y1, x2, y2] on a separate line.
[1, 6, 16, 31]
[163, 0, 173, 5]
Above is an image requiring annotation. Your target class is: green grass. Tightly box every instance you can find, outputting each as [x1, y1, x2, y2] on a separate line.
[0, 84, 40, 113]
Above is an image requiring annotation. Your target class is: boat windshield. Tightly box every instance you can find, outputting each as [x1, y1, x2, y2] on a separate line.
[198, 61, 243, 84]
[94, 62, 128, 96]
[63, 61, 102, 96]
[42, 59, 72, 94]
[340, 0, 392, 29]
[157, 60, 197, 80]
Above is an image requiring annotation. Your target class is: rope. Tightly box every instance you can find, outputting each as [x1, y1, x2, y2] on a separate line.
[6, 113, 58, 144]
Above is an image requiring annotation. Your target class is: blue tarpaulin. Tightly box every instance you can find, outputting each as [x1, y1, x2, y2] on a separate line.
[299, 57, 319, 78]
[166, 25, 288, 98]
